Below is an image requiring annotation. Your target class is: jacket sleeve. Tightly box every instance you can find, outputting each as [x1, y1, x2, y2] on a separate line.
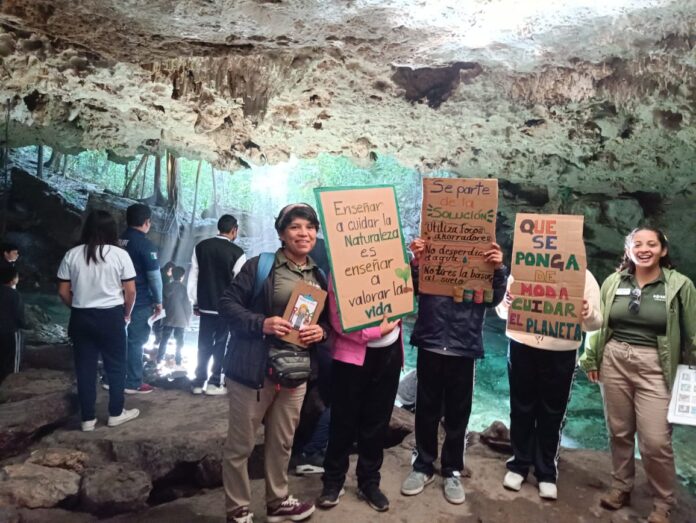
[495, 274, 514, 320]
[218, 257, 266, 337]
[488, 265, 509, 307]
[678, 277, 696, 366]
[410, 259, 420, 296]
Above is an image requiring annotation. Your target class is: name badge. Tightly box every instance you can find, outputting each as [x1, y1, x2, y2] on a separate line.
[615, 288, 631, 296]
[653, 294, 666, 302]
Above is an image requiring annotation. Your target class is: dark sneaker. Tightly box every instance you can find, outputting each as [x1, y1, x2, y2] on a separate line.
[227, 506, 254, 523]
[125, 383, 154, 394]
[267, 495, 315, 522]
[316, 487, 345, 509]
[599, 488, 631, 510]
[358, 484, 389, 512]
[295, 452, 325, 475]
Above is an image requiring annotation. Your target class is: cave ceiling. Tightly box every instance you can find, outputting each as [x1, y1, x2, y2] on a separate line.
[1, 0, 696, 196]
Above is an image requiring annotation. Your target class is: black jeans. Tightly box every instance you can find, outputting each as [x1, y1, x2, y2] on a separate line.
[322, 340, 402, 490]
[157, 326, 185, 364]
[194, 313, 229, 387]
[69, 306, 126, 421]
[413, 349, 475, 477]
[506, 340, 577, 483]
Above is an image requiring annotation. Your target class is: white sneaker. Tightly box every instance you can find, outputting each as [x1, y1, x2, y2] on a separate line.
[205, 384, 227, 396]
[108, 408, 140, 427]
[191, 386, 204, 395]
[538, 482, 557, 500]
[503, 471, 525, 491]
[81, 419, 97, 432]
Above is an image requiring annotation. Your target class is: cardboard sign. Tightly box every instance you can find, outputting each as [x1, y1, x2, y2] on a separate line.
[419, 178, 499, 297]
[280, 280, 327, 348]
[315, 186, 415, 332]
[668, 365, 696, 426]
[507, 214, 586, 342]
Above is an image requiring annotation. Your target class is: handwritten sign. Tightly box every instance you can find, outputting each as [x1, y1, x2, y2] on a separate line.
[315, 186, 415, 332]
[419, 178, 498, 297]
[507, 214, 586, 342]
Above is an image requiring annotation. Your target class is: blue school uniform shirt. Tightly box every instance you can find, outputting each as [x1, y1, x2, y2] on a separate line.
[119, 228, 160, 308]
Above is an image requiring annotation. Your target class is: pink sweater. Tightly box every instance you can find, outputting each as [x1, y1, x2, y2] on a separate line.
[328, 280, 404, 366]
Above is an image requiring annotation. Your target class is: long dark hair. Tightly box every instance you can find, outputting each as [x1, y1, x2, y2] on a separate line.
[80, 210, 119, 265]
[617, 226, 675, 273]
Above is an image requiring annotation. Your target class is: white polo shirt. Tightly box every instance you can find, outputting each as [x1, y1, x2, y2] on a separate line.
[57, 245, 136, 309]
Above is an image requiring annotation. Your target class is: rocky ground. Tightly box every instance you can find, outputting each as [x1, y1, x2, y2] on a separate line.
[0, 349, 695, 522]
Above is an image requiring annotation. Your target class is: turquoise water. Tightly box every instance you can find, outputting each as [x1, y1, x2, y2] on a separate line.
[401, 315, 696, 495]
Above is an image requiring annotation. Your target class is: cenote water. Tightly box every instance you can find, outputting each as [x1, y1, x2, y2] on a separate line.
[21, 296, 695, 495]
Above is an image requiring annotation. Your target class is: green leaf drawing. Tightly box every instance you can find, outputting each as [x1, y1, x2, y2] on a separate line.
[395, 266, 411, 284]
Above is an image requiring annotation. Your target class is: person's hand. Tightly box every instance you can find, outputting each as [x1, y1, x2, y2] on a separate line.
[484, 242, 503, 269]
[581, 299, 591, 319]
[193, 306, 200, 317]
[124, 314, 131, 324]
[379, 315, 399, 336]
[409, 238, 426, 266]
[299, 324, 325, 345]
[153, 303, 163, 314]
[503, 291, 513, 307]
[586, 370, 600, 383]
[263, 316, 293, 337]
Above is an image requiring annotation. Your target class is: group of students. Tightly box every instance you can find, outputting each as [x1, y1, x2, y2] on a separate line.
[215, 203, 694, 523]
[3, 198, 692, 523]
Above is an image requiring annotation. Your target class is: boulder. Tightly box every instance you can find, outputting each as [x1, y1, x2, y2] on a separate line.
[23, 306, 69, 346]
[478, 420, 512, 453]
[0, 506, 20, 523]
[43, 388, 237, 485]
[26, 447, 89, 474]
[80, 463, 152, 516]
[386, 406, 415, 448]
[0, 391, 76, 457]
[17, 508, 96, 523]
[21, 344, 75, 372]
[0, 369, 74, 403]
[0, 463, 80, 508]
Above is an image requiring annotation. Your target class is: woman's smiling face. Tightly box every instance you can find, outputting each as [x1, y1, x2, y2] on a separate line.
[626, 229, 666, 270]
[280, 217, 317, 259]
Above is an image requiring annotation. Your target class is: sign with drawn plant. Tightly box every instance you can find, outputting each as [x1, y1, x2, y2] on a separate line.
[419, 178, 499, 298]
[315, 185, 415, 332]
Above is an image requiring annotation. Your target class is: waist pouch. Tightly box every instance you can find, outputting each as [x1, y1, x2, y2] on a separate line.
[267, 346, 311, 388]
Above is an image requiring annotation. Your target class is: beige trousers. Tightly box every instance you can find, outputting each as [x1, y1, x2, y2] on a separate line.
[222, 377, 306, 515]
[600, 338, 675, 510]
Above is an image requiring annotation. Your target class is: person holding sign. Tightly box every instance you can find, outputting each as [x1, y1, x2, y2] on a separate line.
[316, 282, 403, 512]
[218, 204, 329, 523]
[579, 227, 696, 523]
[400, 237, 507, 505]
[496, 269, 601, 500]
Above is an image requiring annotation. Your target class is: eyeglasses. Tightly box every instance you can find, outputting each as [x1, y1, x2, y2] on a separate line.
[628, 288, 641, 315]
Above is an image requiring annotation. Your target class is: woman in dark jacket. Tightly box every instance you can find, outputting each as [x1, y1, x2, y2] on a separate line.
[218, 203, 328, 523]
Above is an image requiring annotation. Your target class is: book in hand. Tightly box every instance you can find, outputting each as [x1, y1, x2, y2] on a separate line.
[280, 280, 327, 348]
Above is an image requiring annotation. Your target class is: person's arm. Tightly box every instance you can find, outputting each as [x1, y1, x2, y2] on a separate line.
[409, 238, 425, 296]
[484, 242, 508, 307]
[218, 257, 285, 337]
[678, 277, 696, 366]
[187, 248, 199, 309]
[123, 280, 136, 322]
[579, 276, 609, 383]
[582, 271, 603, 332]
[57, 281, 72, 307]
[146, 270, 163, 312]
[495, 276, 514, 320]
